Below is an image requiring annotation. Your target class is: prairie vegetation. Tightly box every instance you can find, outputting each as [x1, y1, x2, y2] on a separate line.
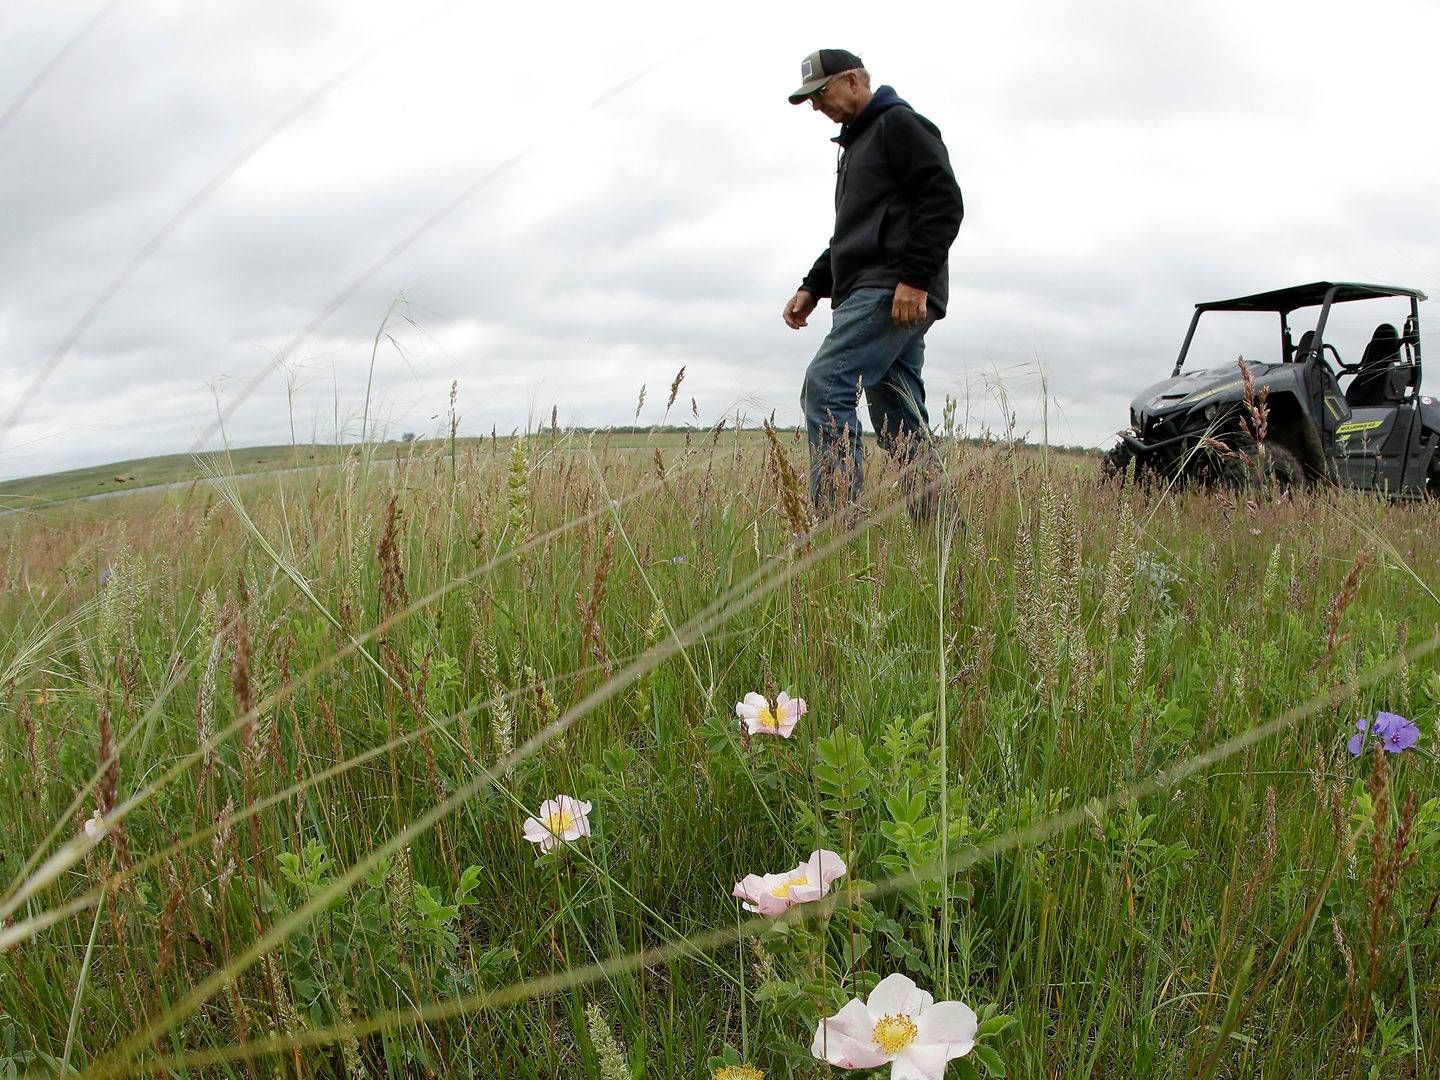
[0, 424, 1436, 1078]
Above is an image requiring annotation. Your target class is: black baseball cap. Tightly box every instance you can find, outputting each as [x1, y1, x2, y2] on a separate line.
[788, 49, 864, 104]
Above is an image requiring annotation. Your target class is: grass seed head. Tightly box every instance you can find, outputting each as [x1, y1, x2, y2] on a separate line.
[584, 1002, 632, 1080]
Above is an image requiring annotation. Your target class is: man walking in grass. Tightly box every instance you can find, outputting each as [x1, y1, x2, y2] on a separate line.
[782, 49, 964, 522]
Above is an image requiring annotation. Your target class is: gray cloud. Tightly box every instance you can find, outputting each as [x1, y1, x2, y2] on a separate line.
[3, 1, 1439, 482]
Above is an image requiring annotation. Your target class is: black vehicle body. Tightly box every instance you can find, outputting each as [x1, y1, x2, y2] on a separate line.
[1111, 281, 1440, 497]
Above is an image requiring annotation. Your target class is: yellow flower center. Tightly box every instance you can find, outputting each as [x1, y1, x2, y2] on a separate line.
[543, 809, 575, 834]
[756, 705, 781, 729]
[872, 1013, 918, 1055]
[712, 1066, 764, 1080]
[768, 873, 809, 899]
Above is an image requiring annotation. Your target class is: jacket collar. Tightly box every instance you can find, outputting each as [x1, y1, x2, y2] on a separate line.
[833, 84, 909, 147]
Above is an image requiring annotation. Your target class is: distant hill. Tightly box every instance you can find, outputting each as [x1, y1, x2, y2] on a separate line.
[1, 429, 1101, 510]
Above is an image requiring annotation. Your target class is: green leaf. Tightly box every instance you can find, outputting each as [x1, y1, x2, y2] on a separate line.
[455, 864, 483, 906]
[976, 1013, 1016, 1039]
[815, 727, 872, 814]
[972, 1043, 1006, 1075]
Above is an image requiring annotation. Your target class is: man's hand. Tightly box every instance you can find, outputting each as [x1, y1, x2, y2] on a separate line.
[783, 289, 818, 329]
[891, 283, 928, 329]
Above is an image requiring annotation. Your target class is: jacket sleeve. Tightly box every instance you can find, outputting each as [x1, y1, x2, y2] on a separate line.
[882, 110, 964, 293]
[800, 247, 833, 298]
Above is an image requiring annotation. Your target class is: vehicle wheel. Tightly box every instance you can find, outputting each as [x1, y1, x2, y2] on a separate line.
[1100, 442, 1133, 484]
[1216, 436, 1306, 494]
[1426, 451, 1440, 499]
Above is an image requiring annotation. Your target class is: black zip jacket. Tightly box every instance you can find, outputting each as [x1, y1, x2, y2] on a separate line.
[799, 86, 964, 318]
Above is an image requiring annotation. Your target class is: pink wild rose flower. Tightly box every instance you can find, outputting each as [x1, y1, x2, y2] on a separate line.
[522, 795, 592, 852]
[812, 973, 978, 1079]
[736, 690, 807, 738]
[733, 849, 847, 915]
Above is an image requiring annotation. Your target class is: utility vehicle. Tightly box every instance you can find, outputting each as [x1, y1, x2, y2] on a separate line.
[1103, 281, 1439, 497]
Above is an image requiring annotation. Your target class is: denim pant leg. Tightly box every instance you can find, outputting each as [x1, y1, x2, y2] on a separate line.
[866, 327, 943, 515]
[801, 288, 934, 511]
[866, 328, 932, 454]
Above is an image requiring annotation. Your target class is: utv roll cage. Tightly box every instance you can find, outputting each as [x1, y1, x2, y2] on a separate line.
[1172, 281, 1427, 385]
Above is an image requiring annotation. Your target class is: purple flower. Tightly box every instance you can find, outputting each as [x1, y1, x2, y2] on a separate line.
[1349, 711, 1420, 757]
[99, 565, 114, 587]
[1373, 711, 1419, 754]
[1347, 716, 1370, 758]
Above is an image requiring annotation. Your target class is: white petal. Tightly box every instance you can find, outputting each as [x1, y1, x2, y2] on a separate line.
[891, 1043, 949, 1080]
[734, 874, 787, 914]
[914, 1001, 977, 1058]
[811, 999, 888, 1068]
[522, 817, 549, 841]
[734, 874, 767, 899]
[736, 702, 758, 719]
[867, 973, 933, 1019]
[820, 998, 878, 1043]
[806, 849, 848, 888]
[754, 892, 791, 916]
[537, 799, 560, 819]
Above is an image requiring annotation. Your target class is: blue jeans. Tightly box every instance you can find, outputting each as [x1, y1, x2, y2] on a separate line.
[801, 287, 939, 515]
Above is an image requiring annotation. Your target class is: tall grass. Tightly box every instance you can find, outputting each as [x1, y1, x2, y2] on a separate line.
[0, 423, 1436, 1078]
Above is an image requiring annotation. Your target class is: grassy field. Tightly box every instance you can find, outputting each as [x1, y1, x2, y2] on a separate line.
[0, 426, 1436, 1079]
[0, 444, 340, 509]
[0, 432, 742, 508]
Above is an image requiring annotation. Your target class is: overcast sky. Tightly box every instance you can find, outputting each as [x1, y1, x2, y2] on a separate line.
[2, 0, 1438, 481]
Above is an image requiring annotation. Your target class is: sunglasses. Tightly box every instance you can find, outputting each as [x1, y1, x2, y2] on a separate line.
[811, 72, 851, 100]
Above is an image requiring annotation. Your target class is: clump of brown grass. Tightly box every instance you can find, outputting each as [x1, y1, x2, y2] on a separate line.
[1238, 357, 1270, 447]
[1317, 545, 1373, 672]
[377, 494, 409, 624]
[762, 421, 813, 550]
[664, 366, 686, 420]
[577, 526, 615, 674]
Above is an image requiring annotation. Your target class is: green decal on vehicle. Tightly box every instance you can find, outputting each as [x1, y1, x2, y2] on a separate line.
[1335, 418, 1385, 445]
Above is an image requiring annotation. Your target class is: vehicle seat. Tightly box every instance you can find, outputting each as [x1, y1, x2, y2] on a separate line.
[1345, 323, 1406, 408]
[1291, 330, 1314, 363]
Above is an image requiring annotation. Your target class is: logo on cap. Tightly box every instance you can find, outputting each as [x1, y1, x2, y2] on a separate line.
[801, 58, 815, 80]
